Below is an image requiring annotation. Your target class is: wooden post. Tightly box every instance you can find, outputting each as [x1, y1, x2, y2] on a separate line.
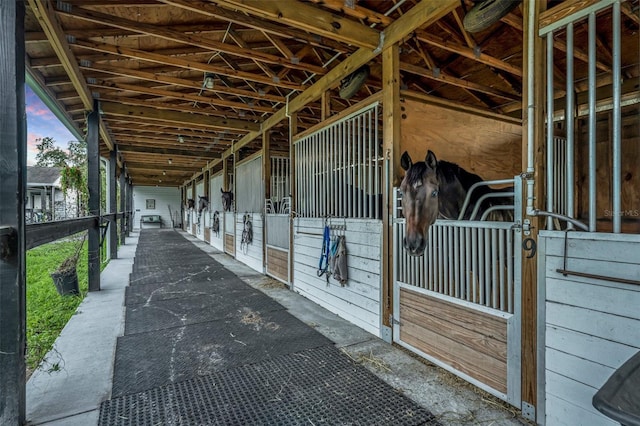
[127, 177, 132, 236]
[109, 148, 117, 259]
[0, 1, 27, 423]
[381, 43, 401, 341]
[87, 99, 101, 292]
[119, 166, 126, 243]
[521, 0, 546, 418]
[321, 92, 330, 121]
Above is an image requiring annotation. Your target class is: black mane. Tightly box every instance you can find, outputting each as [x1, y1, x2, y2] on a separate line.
[435, 160, 484, 189]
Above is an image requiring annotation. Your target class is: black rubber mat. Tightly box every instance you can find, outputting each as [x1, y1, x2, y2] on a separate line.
[112, 309, 332, 397]
[125, 277, 261, 306]
[124, 291, 285, 335]
[101, 345, 439, 426]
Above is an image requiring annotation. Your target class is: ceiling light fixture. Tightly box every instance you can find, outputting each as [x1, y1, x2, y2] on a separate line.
[177, 135, 184, 143]
[163, 171, 166, 175]
[168, 158, 172, 164]
[204, 73, 215, 89]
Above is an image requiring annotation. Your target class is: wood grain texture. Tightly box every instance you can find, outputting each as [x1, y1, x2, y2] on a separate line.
[399, 287, 508, 393]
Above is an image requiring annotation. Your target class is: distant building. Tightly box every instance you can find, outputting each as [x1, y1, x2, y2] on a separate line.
[26, 166, 80, 222]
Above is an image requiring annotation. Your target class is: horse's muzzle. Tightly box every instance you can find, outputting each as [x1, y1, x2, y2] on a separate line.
[403, 235, 426, 257]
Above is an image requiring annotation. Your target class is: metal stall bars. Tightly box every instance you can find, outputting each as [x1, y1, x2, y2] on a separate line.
[540, 0, 624, 233]
[265, 156, 291, 284]
[294, 102, 382, 220]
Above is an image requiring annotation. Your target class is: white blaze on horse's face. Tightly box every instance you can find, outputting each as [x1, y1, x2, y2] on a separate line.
[400, 150, 440, 257]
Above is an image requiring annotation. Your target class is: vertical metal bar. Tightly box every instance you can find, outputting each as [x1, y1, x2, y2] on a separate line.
[367, 110, 372, 219]
[546, 34, 555, 230]
[447, 226, 454, 296]
[588, 12, 597, 231]
[452, 226, 461, 298]
[507, 230, 514, 313]
[499, 229, 506, 311]
[374, 104, 380, 219]
[612, 1, 622, 233]
[1, 2, 26, 421]
[87, 99, 101, 292]
[469, 228, 476, 302]
[491, 228, 498, 309]
[566, 23, 575, 224]
[484, 228, 491, 307]
[478, 228, 485, 305]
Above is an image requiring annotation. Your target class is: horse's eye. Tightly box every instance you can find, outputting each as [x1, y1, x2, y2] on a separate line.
[431, 190, 439, 198]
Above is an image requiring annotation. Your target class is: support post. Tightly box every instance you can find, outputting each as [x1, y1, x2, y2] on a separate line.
[381, 43, 400, 342]
[109, 148, 117, 259]
[87, 99, 101, 292]
[522, 0, 545, 419]
[127, 178, 132, 236]
[119, 166, 126, 243]
[0, 1, 27, 423]
[262, 131, 271, 267]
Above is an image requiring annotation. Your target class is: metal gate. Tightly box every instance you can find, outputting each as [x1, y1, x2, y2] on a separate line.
[265, 156, 291, 284]
[393, 178, 523, 405]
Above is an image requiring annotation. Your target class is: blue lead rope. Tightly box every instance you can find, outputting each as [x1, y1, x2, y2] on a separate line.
[317, 224, 330, 277]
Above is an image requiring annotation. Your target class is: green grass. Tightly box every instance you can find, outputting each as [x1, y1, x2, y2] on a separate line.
[26, 236, 98, 370]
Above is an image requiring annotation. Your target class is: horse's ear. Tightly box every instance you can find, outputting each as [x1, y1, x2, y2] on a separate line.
[400, 151, 412, 171]
[220, 187, 223, 193]
[425, 150, 437, 170]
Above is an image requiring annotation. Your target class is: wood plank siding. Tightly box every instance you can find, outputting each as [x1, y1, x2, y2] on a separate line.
[540, 231, 640, 425]
[399, 287, 508, 393]
[266, 247, 288, 283]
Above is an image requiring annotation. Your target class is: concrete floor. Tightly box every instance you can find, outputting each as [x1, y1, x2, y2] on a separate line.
[26, 230, 531, 425]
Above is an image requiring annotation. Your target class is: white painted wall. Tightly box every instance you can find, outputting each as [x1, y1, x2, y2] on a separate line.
[293, 218, 382, 337]
[235, 213, 264, 273]
[132, 186, 181, 230]
[195, 181, 205, 240]
[209, 173, 225, 251]
[539, 231, 640, 426]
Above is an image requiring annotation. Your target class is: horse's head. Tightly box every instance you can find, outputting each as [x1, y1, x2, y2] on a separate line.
[198, 196, 209, 214]
[187, 198, 195, 210]
[221, 188, 234, 212]
[400, 150, 440, 256]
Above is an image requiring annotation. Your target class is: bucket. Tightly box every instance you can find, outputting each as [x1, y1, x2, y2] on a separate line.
[50, 269, 80, 296]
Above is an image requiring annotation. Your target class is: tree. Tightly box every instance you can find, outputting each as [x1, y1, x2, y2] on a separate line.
[35, 137, 68, 167]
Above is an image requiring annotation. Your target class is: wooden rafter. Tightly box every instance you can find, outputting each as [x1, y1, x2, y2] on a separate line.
[214, 0, 381, 49]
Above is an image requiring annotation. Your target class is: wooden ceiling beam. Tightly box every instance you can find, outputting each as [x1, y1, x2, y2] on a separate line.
[306, 0, 394, 27]
[71, 39, 305, 91]
[157, 0, 354, 54]
[125, 162, 203, 172]
[229, 0, 460, 156]
[118, 144, 220, 158]
[415, 30, 523, 78]
[91, 80, 276, 113]
[56, 4, 328, 76]
[215, 0, 380, 49]
[100, 101, 261, 131]
[401, 62, 520, 101]
[27, 0, 115, 151]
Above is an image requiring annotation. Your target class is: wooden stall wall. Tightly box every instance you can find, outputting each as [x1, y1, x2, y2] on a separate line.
[576, 104, 640, 233]
[539, 231, 640, 425]
[209, 173, 224, 251]
[292, 218, 382, 337]
[400, 95, 522, 180]
[195, 180, 205, 240]
[234, 155, 264, 273]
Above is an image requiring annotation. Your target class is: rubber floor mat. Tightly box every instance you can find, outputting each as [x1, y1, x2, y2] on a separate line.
[125, 277, 261, 306]
[124, 291, 285, 335]
[112, 309, 332, 397]
[101, 345, 439, 426]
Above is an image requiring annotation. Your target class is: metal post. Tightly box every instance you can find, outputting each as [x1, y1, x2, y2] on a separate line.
[109, 148, 117, 259]
[128, 178, 133, 236]
[588, 12, 597, 232]
[566, 23, 575, 225]
[87, 99, 101, 292]
[546, 34, 554, 230]
[611, 1, 621, 233]
[0, 1, 26, 423]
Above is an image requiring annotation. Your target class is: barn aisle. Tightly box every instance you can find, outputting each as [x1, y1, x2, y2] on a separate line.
[99, 229, 438, 425]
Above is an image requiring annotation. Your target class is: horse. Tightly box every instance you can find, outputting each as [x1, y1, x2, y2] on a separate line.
[399, 150, 513, 256]
[221, 188, 234, 212]
[186, 198, 195, 210]
[197, 196, 209, 214]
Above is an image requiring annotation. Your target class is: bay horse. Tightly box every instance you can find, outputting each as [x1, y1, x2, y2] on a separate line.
[400, 150, 513, 256]
[221, 188, 234, 212]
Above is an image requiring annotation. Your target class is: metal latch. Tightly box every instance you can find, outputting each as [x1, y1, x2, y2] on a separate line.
[389, 314, 400, 326]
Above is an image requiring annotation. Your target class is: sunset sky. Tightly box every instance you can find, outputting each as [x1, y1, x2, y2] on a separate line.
[25, 85, 77, 166]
